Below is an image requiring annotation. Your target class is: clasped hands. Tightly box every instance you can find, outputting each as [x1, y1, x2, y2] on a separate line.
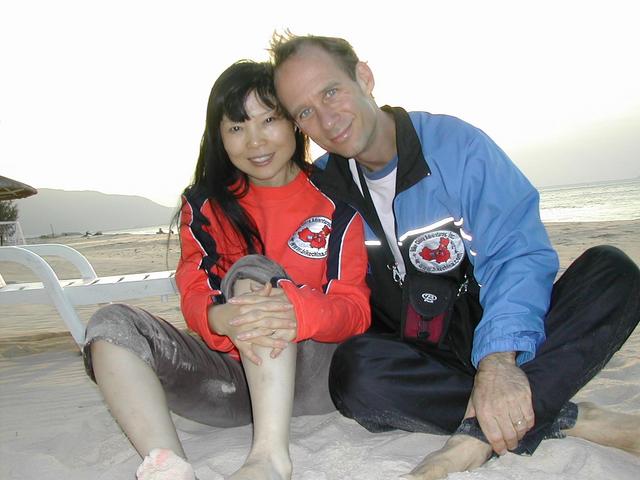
[210, 280, 297, 365]
[466, 351, 535, 455]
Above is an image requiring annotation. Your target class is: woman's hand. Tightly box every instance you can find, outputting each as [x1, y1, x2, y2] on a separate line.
[209, 282, 297, 365]
[229, 283, 298, 358]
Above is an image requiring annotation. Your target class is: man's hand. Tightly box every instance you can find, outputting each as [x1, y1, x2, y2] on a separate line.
[466, 352, 534, 455]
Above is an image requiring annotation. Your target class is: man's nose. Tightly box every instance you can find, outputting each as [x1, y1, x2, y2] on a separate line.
[317, 105, 338, 130]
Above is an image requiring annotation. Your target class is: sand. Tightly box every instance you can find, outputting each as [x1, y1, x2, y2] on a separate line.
[1, 221, 639, 479]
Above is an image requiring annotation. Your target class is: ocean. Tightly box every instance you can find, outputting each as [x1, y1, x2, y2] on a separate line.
[105, 178, 640, 236]
[539, 177, 639, 223]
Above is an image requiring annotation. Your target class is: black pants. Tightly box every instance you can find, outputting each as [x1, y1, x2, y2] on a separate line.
[329, 245, 640, 454]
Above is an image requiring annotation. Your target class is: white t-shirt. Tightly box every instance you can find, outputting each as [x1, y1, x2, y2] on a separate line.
[349, 157, 406, 279]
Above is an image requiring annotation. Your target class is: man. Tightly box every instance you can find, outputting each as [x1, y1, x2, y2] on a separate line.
[270, 32, 640, 479]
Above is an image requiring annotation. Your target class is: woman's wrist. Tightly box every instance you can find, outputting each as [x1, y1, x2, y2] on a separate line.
[207, 302, 235, 336]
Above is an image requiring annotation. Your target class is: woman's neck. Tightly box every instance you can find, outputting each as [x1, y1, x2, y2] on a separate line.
[248, 162, 301, 188]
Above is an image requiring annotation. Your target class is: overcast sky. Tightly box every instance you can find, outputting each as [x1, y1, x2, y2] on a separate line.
[2, 0, 639, 207]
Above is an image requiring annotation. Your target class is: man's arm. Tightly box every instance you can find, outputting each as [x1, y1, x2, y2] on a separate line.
[455, 128, 558, 451]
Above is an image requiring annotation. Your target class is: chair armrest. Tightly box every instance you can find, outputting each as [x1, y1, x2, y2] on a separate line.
[0, 245, 87, 345]
[18, 244, 98, 281]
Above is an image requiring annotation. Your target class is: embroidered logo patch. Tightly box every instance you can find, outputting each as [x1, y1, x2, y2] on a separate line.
[409, 230, 465, 273]
[421, 292, 438, 304]
[288, 216, 332, 258]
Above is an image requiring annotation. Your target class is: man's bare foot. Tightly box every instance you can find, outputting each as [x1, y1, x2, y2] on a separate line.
[564, 402, 640, 455]
[227, 451, 292, 480]
[400, 434, 493, 480]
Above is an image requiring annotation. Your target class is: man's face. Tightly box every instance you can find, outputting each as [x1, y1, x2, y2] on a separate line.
[274, 45, 378, 160]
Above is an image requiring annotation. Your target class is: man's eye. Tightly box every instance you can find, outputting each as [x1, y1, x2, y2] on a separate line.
[325, 88, 337, 98]
[298, 108, 312, 120]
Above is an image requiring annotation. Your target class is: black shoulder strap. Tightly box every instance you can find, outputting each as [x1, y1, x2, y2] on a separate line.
[355, 165, 403, 282]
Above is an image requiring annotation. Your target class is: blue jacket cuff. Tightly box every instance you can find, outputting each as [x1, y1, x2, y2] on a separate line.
[472, 334, 541, 368]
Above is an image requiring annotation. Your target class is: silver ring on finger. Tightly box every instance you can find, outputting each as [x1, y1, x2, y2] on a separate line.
[514, 419, 525, 427]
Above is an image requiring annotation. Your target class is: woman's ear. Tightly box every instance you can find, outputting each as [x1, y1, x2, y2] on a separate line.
[355, 61, 375, 96]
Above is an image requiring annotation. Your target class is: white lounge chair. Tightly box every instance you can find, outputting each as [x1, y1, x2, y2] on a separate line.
[0, 244, 177, 348]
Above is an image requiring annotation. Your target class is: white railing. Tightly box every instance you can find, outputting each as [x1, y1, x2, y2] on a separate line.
[0, 221, 26, 246]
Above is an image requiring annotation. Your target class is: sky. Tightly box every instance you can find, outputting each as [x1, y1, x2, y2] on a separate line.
[1, 0, 639, 207]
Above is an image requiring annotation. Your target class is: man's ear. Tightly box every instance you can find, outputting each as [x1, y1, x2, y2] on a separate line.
[355, 61, 375, 96]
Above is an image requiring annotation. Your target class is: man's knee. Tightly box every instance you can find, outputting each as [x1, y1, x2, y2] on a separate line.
[329, 335, 383, 415]
[580, 245, 639, 282]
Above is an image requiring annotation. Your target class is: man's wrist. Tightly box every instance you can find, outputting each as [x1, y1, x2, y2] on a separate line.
[478, 351, 517, 370]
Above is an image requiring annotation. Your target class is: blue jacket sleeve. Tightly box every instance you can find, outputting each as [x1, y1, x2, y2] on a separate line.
[458, 130, 559, 367]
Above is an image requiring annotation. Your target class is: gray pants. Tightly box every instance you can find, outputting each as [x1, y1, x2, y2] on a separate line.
[83, 303, 337, 427]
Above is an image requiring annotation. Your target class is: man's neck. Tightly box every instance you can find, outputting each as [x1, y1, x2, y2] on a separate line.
[355, 109, 397, 172]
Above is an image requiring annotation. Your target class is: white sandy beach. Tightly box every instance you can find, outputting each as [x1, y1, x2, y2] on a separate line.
[1, 221, 639, 479]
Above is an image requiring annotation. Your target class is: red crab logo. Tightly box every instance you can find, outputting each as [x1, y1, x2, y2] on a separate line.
[419, 237, 451, 263]
[288, 216, 332, 258]
[408, 229, 465, 274]
[298, 225, 331, 249]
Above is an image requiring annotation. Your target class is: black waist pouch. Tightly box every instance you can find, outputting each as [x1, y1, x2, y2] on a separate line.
[401, 271, 460, 346]
[398, 223, 482, 369]
[401, 272, 482, 372]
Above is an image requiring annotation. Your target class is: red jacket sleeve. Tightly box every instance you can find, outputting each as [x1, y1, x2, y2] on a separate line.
[281, 212, 371, 342]
[175, 195, 236, 354]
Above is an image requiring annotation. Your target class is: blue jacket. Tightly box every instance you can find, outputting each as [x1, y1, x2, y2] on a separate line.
[311, 106, 558, 368]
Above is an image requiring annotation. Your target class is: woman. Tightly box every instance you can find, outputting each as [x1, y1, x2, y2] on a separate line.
[82, 60, 370, 480]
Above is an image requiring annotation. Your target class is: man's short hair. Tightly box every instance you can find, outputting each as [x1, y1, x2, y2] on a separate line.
[269, 31, 360, 81]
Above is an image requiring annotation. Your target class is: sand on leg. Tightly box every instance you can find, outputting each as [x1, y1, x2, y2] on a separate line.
[91, 341, 195, 479]
[92, 340, 186, 457]
[228, 278, 297, 480]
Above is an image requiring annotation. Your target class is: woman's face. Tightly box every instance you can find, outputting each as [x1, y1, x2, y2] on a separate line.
[220, 91, 297, 187]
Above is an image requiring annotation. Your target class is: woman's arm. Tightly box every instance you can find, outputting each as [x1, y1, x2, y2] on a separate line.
[281, 210, 371, 342]
[177, 194, 306, 364]
[176, 193, 245, 353]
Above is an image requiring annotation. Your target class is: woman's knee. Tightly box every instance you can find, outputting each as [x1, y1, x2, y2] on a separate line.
[88, 302, 141, 330]
[84, 303, 154, 380]
[86, 303, 152, 351]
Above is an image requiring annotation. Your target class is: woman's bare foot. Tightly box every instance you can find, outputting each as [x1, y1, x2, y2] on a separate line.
[564, 402, 640, 455]
[136, 449, 196, 480]
[227, 451, 292, 480]
[400, 434, 493, 480]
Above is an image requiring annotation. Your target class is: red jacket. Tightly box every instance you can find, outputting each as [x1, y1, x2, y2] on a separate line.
[176, 172, 371, 359]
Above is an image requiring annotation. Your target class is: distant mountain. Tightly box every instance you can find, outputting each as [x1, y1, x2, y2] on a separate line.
[14, 189, 177, 237]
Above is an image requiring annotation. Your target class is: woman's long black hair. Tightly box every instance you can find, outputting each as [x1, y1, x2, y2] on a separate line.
[179, 60, 309, 254]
